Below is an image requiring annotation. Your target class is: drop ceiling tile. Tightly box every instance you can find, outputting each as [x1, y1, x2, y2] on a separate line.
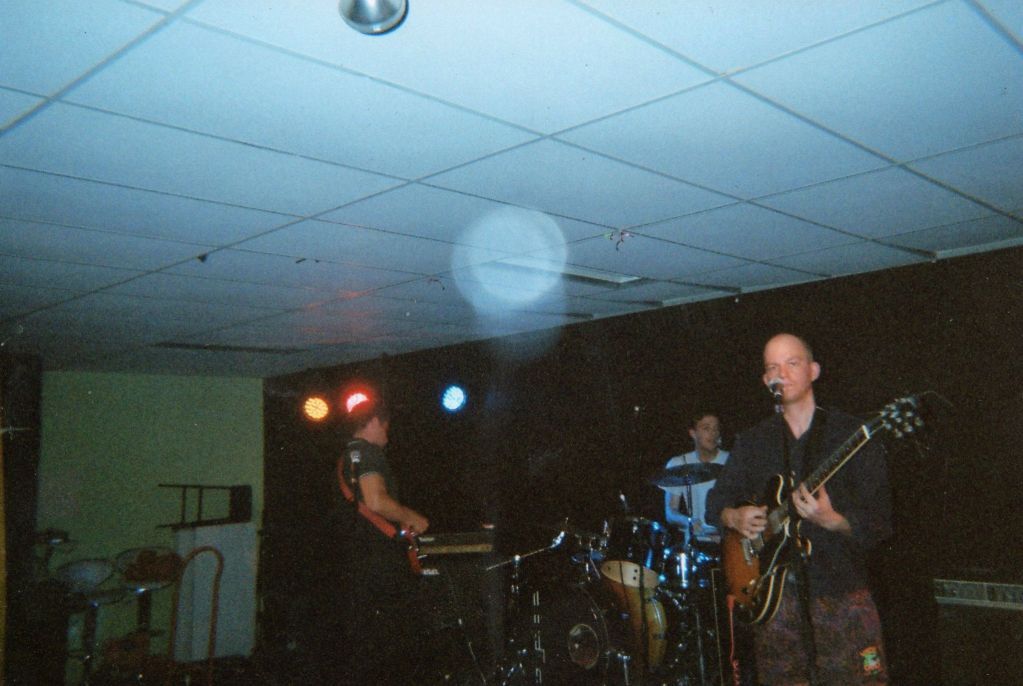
[103, 272, 321, 310]
[584, 280, 720, 305]
[186, 1, 711, 133]
[0, 218, 205, 270]
[769, 241, 927, 276]
[68, 22, 534, 178]
[582, 0, 933, 73]
[757, 167, 991, 238]
[0, 0, 161, 93]
[542, 234, 748, 281]
[88, 346, 296, 378]
[560, 82, 887, 198]
[165, 249, 413, 295]
[0, 87, 43, 128]
[0, 167, 293, 244]
[978, 0, 1023, 36]
[324, 185, 606, 245]
[0, 283, 76, 320]
[638, 203, 854, 260]
[427, 140, 733, 227]
[887, 213, 1023, 254]
[239, 220, 505, 274]
[910, 136, 1023, 212]
[14, 302, 198, 344]
[734, 2, 1023, 160]
[691, 263, 821, 290]
[0, 103, 401, 215]
[0, 255, 142, 292]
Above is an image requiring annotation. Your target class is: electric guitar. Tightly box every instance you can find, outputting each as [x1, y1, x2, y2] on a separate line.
[721, 396, 922, 625]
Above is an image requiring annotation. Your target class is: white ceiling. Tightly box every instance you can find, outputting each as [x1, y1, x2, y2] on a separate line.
[1, 0, 1021, 378]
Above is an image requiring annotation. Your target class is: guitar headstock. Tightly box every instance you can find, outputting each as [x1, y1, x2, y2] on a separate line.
[879, 395, 924, 438]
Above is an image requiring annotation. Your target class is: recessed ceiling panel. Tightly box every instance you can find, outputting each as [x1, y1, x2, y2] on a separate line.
[68, 22, 535, 178]
[910, 136, 1023, 212]
[0, 167, 293, 244]
[734, 2, 1023, 160]
[427, 140, 733, 227]
[758, 167, 991, 238]
[0, 218, 205, 270]
[638, 203, 854, 260]
[581, 0, 934, 73]
[0, 103, 401, 215]
[0, 0, 161, 93]
[186, 0, 711, 133]
[560, 82, 887, 199]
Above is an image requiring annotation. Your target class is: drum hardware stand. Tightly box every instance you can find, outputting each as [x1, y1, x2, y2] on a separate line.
[487, 533, 565, 685]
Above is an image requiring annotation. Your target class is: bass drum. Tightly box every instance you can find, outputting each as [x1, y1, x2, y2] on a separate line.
[522, 582, 629, 685]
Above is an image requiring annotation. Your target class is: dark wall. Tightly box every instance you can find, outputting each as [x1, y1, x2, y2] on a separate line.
[262, 246, 1022, 683]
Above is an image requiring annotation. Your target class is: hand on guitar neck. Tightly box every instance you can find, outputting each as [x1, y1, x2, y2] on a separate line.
[791, 483, 850, 535]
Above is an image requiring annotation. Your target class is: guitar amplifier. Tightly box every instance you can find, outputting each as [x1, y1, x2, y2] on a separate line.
[417, 530, 502, 672]
[933, 578, 1023, 685]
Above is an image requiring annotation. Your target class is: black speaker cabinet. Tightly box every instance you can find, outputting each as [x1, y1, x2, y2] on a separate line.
[934, 578, 1023, 686]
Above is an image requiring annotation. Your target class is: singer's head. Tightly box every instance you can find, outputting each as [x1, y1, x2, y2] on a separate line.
[762, 333, 819, 409]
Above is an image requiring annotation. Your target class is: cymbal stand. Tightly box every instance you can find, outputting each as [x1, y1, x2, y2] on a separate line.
[487, 534, 565, 685]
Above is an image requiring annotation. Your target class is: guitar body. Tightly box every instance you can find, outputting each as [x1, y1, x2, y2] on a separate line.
[721, 474, 809, 625]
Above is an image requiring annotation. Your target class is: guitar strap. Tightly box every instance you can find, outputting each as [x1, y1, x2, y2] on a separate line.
[338, 442, 401, 541]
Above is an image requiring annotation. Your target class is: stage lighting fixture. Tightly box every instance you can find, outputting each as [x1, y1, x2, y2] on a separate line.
[441, 385, 467, 413]
[344, 391, 371, 414]
[339, 0, 408, 35]
[303, 396, 330, 421]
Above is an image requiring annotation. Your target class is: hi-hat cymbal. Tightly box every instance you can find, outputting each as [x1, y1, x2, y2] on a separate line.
[650, 462, 724, 488]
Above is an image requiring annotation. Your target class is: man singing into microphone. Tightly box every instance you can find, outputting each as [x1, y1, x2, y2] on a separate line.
[706, 333, 892, 685]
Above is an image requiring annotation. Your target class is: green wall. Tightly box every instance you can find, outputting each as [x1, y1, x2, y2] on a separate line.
[35, 371, 264, 667]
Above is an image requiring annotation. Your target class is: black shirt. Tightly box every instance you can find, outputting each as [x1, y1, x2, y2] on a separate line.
[706, 408, 892, 596]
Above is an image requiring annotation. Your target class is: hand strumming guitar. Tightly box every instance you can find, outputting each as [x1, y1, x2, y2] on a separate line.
[721, 504, 768, 540]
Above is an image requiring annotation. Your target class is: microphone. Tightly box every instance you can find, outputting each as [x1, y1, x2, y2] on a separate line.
[767, 378, 784, 412]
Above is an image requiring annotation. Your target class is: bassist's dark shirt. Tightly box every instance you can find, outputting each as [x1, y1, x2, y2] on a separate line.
[706, 408, 892, 596]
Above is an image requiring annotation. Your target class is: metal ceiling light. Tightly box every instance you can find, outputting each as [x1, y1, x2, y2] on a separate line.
[339, 0, 408, 35]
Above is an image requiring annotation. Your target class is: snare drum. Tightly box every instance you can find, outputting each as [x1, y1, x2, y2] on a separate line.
[600, 516, 670, 590]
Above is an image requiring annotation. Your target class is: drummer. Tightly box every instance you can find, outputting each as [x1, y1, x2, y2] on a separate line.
[660, 412, 730, 543]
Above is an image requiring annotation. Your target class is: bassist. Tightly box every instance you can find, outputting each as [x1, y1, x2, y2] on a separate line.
[334, 395, 431, 684]
[706, 333, 892, 686]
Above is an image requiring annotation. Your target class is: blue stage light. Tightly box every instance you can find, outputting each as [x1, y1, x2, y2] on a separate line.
[441, 385, 467, 412]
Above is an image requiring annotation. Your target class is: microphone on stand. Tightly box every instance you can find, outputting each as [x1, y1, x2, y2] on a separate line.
[767, 378, 784, 413]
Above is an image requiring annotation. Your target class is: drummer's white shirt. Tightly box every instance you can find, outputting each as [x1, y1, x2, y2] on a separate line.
[661, 450, 730, 540]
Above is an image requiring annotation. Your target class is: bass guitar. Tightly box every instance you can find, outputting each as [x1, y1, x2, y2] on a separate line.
[721, 396, 922, 625]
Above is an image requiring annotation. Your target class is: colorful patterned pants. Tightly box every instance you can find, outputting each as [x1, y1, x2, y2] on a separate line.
[754, 586, 887, 686]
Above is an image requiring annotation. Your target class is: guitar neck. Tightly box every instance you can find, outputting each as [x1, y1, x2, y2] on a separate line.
[804, 415, 884, 495]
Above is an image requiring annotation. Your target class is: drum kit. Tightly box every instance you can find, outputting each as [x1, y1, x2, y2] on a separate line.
[488, 463, 727, 686]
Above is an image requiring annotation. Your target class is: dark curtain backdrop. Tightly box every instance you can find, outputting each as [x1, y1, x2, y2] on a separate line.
[262, 246, 1022, 684]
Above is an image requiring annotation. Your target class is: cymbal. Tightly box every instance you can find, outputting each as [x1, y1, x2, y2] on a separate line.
[537, 519, 603, 540]
[650, 462, 723, 488]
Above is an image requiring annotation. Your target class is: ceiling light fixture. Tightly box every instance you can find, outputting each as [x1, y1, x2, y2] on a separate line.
[339, 0, 408, 35]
